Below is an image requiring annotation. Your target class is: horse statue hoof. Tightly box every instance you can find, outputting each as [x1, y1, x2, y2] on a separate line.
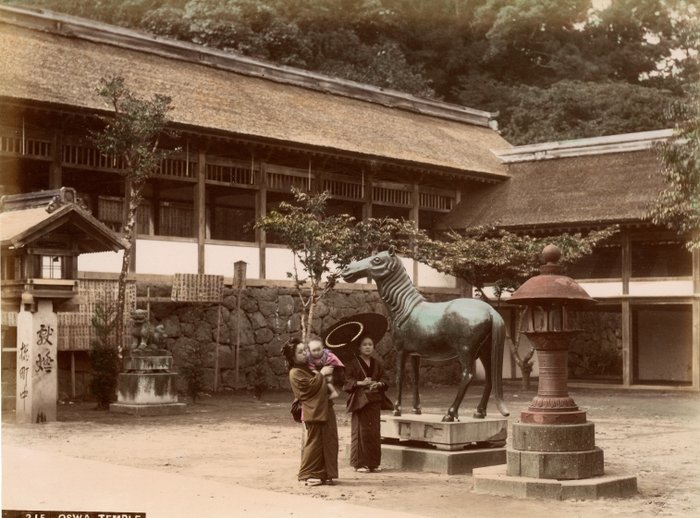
[441, 414, 456, 423]
[392, 408, 402, 417]
[473, 410, 486, 419]
[412, 408, 422, 415]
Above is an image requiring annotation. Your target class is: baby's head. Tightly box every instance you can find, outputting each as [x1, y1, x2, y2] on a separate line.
[308, 338, 324, 359]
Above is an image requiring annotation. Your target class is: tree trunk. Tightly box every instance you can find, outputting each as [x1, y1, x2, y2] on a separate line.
[116, 181, 142, 352]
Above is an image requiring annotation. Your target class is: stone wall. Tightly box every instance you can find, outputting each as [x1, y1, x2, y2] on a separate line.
[144, 283, 461, 394]
[568, 309, 623, 380]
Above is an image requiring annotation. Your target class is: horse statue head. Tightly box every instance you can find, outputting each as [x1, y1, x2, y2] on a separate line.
[341, 246, 400, 283]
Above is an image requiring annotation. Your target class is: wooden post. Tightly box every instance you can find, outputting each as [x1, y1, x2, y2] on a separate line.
[621, 231, 632, 386]
[70, 351, 76, 399]
[233, 261, 247, 389]
[692, 238, 700, 390]
[49, 129, 62, 189]
[195, 150, 206, 274]
[257, 161, 267, 280]
[411, 183, 420, 285]
[235, 291, 241, 389]
[213, 303, 222, 392]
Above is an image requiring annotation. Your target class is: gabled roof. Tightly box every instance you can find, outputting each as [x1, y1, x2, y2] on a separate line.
[0, 203, 126, 253]
[437, 132, 667, 231]
[0, 6, 511, 180]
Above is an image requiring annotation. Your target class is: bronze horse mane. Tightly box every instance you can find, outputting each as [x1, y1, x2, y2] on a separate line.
[341, 247, 509, 422]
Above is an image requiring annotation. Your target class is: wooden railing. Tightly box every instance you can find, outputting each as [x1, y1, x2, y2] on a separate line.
[322, 175, 364, 201]
[373, 183, 411, 207]
[206, 157, 255, 186]
[265, 164, 313, 191]
[0, 131, 52, 160]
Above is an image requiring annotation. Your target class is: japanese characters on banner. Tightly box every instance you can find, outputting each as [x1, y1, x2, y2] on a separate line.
[16, 300, 58, 423]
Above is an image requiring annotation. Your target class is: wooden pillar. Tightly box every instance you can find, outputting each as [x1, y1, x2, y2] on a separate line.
[621, 231, 632, 386]
[49, 129, 62, 189]
[151, 180, 160, 236]
[70, 351, 76, 399]
[257, 160, 267, 279]
[411, 183, 420, 285]
[195, 150, 206, 274]
[362, 171, 373, 220]
[692, 238, 700, 390]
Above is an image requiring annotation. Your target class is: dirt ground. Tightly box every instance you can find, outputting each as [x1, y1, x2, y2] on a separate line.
[3, 384, 699, 518]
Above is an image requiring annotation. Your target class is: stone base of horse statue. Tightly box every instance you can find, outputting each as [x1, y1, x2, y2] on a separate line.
[381, 413, 507, 451]
[374, 413, 507, 474]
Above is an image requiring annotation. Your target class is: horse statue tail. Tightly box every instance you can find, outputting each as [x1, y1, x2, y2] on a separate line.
[491, 311, 510, 416]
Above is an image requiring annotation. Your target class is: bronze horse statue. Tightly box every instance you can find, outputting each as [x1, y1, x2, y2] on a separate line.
[341, 247, 509, 422]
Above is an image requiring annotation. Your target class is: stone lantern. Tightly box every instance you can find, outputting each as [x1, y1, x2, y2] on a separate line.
[1, 188, 126, 423]
[473, 244, 637, 499]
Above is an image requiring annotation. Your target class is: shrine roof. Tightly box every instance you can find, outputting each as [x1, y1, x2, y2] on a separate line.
[0, 196, 126, 253]
[437, 132, 669, 231]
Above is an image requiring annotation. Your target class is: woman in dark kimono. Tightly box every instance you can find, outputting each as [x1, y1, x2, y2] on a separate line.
[283, 338, 339, 486]
[343, 335, 392, 473]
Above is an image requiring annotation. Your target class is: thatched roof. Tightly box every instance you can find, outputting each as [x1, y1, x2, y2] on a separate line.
[438, 147, 665, 230]
[0, 6, 510, 180]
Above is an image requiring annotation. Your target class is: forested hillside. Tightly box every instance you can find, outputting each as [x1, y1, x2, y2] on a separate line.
[10, 0, 698, 144]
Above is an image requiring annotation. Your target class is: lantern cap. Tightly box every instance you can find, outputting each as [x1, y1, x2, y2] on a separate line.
[509, 244, 596, 306]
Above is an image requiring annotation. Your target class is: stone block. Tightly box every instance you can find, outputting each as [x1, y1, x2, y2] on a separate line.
[506, 447, 604, 480]
[109, 402, 186, 416]
[123, 355, 173, 372]
[277, 295, 295, 317]
[381, 414, 507, 450]
[473, 464, 637, 500]
[511, 422, 596, 452]
[364, 443, 506, 475]
[115, 372, 180, 405]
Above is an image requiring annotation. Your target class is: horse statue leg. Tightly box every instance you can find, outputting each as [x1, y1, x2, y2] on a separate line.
[411, 354, 421, 415]
[474, 342, 492, 419]
[393, 348, 407, 416]
[443, 356, 476, 422]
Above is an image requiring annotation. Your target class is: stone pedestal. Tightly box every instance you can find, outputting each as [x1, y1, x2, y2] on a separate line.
[473, 464, 638, 500]
[16, 300, 58, 423]
[472, 329, 637, 499]
[378, 414, 507, 474]
[110, 352, 185, 416]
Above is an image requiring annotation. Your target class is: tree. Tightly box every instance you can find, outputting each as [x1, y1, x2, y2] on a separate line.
[89, 298, 120, 409]
[255, 188, 414, 343]
[398, 225, 619, 389]
[180, 340, 208, 404]
[649, 87, 700, 250]
[92, 76, 174, 347]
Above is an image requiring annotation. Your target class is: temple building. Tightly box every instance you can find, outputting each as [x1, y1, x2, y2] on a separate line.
[0, 5, 697, 403]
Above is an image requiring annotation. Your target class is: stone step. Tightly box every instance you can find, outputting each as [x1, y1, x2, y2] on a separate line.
[473, 464, 637, 500]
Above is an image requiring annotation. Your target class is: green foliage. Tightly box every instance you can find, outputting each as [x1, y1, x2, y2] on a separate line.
[649, 87, 700, 250]
[402, 225, 619, 300]
[89, 299, 120, 410]
[92, 75, 174, 185]
[456, 79, 675, 144]
[179, 341, 208, 403]
[255, 188, 412, 340]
